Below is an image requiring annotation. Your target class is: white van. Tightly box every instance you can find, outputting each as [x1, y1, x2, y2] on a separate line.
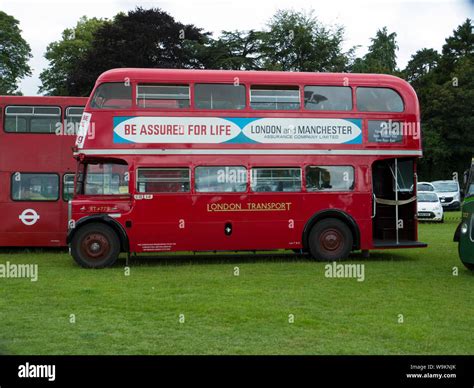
[431, 180, 461, 210]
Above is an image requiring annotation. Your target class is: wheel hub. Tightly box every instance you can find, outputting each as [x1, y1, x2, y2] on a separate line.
[319, 228, 343, 252]
[81, 233, 110, 259]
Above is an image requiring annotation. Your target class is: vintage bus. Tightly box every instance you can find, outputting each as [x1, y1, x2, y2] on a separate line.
[0, 95, 87, 246]
[68, 68, 426, 268]
[454, 158, 474, 270]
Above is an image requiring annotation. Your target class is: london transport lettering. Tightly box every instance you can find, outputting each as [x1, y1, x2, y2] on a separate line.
[112, 117, 362, 145]
[207, 202, 292, 212]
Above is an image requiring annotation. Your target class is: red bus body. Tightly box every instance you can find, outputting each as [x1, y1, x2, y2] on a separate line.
[69, 69, 426, 267]
[0, 96, 87, 246]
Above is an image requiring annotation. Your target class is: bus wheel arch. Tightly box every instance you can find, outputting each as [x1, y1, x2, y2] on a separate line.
[71, 222, 120, 268]
[302, 210, 360, 259]
[68, 216, 129, 268]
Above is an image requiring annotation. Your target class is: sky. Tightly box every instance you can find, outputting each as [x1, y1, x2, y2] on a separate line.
[2, 0, 473, 96]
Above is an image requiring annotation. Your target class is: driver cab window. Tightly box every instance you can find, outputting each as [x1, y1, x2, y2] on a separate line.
[77, 162, 129, 195]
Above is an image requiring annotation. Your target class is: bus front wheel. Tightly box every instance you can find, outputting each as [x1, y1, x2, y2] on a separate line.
[71, 223, 120, 268]
[308, 219, 353, 261]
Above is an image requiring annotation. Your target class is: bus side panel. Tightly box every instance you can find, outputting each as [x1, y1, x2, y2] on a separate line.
[0, 172, 63, 246]
[188, 193, 302, 251]
[129, 194, 193, 252]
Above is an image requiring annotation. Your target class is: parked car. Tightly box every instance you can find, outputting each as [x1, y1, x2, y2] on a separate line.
[417, 182, 436, 192]
[417, 191, 444, 222]
[431, 180, 461, 210]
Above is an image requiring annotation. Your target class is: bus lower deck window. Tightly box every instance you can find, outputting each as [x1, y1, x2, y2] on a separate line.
[306, 166, 354, 191]
[251, 168, 301, 192]
[195, 166, 247, 192]
[11, 173, 59, 201]
[137, 168, 190, 193]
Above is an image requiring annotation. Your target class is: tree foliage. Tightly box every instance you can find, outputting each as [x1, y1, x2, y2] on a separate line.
[0, 11, 31, 94]
[352, 27, 398, 74]
[408, 19, 474, 181]
[67, 7, 209, 96]
[200, 30, 264, 70]
[259, 10, 353, 72]
[39, 16, 106, 95]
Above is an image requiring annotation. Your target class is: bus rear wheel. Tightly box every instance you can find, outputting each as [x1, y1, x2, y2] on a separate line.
[308, 219, 353, 261]
[71, 223, 120, 268]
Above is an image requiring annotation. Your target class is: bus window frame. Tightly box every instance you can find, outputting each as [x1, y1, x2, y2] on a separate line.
[249, 84, 302, 112]
[194, 165, 248, 193]
[63, 173, 76, 202]
[304, 164, 356, 193]
[88, 82, 135, 111]
[303, 85, 354, 112]
[250, 166, 303, 193]
[355, 86, 405, 113]
[75, 159, 130, 196]
[193, 83, 247, 111]
[3, 105, 62, 134]
[135, 167, 191, 194]
[10, 172, 60, 202]
[136, 83, 191, 110]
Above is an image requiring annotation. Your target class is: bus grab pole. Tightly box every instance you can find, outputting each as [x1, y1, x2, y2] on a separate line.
[395, 159, 399, 245]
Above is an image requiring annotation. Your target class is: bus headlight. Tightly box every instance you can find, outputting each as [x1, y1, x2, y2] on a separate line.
[461, 223, 468, 234]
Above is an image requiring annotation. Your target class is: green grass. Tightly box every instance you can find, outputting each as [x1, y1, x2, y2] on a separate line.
[0, 212, 472, 355]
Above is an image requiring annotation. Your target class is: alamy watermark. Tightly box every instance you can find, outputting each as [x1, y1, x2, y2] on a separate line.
[18, 362, 55, 382]
[324, 261, 365, 282]
[374, 120, 421, 141]
[54, 121, 95, 139]
[0, 261, 38, 282]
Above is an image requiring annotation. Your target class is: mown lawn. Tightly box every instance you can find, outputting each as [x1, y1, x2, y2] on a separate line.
[0, 212, 472, 355]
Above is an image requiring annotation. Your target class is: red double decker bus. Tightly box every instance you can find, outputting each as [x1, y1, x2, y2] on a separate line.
[0, 95, 87, 246]
[68, 68, 426, 268]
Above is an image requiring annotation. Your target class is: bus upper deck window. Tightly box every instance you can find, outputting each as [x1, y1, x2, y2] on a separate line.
[250, 86, 300, 110]
[137, 84, 190, 109]
[356, 87, 404, 112]
[304, 86, 352, 111]
[194, 84, 246, 110]
[90, 83, 132, 109]
[5, 106, 61, 133]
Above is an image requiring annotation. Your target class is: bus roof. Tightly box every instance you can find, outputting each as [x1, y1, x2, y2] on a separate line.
[0, 95, 88, 106]
[96, 68, 415, 93]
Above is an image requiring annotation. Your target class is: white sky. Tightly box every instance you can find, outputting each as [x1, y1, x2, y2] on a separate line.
[2, 0, 473, 95]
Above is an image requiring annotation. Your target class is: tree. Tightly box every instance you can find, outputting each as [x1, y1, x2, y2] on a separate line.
[352, 27, 398, 74]
[201, 30, 264, 70]
[409, 19, 474, 181]
[68, 7, 210, 96]
[402, 48, 440, 85]
[440, 18, 474, 74]
[0, 11, 31, 94]
[39, 16, 106, 95]
[259, 10, 353, 72]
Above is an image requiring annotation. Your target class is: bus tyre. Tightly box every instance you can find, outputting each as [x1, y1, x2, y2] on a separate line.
[71, 223, 120, 268]
[308, 219, 353, 261]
